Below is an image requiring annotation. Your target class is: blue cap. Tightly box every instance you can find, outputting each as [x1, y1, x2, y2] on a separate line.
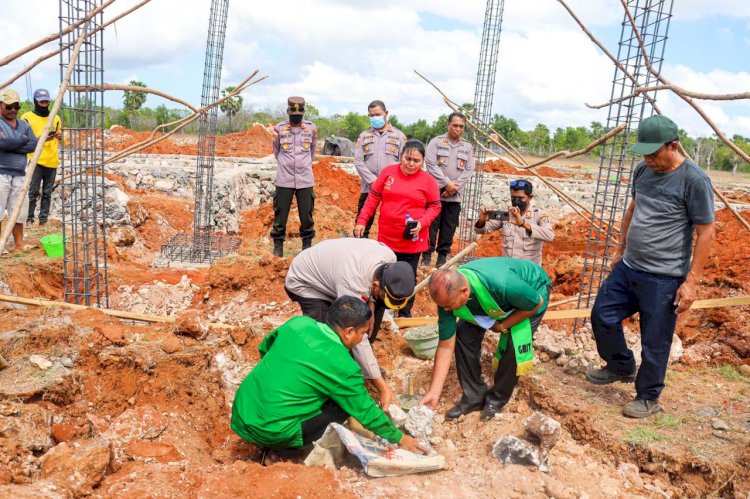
[33, 89, 51, 102]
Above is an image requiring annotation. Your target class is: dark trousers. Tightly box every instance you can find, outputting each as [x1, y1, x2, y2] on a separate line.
[28, 166, 57, 223]
[427, 201, 461, 256]
[393, 251, 420, 318]
[356, 192, 375, 238]
[455, 310, 546, 406]
[591, 261, 683, 401]
[300, 400, 349, 446]
[271, 186, 315, 242]
[285, 287, 386, 342]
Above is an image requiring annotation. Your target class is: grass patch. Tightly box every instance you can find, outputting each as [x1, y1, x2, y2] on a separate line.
[652, 413, 681, 429]
[716, 365, 745, 382]
[625, 427, 665, 445]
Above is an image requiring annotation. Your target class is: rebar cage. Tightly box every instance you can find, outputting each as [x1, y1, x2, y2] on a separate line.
[59, 0, 109, 307]
[575, 0, 673, 322]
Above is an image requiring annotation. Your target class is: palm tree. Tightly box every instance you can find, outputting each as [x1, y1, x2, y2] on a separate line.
[220, 86, 243, 131]
[123, 80, 147, 129]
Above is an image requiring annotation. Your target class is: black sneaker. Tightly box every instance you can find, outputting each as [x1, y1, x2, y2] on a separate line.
[585, 367, 636, 385]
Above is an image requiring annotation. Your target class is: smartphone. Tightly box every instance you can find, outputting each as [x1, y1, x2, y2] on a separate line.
[489, 210, 510, 222]
[403, 220, 418, 239]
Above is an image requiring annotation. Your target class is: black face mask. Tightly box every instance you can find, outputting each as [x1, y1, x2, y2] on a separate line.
[511, 198, 528, 213]
[289, 114, 303, 125]
[34, 102, 50, 117]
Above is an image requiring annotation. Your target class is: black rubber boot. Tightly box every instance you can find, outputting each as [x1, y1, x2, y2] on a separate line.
[421, 252, 432, 267]
[435, 252, 448, 268]
[273, 241, 284, 257]
[302, 238, 312, 250]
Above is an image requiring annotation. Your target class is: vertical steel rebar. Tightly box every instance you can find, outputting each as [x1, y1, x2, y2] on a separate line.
[457, 0, 506, 257]
[192, 0, 230, 261]
[59, 0, 109, 307]
[575, 0, 673, 326]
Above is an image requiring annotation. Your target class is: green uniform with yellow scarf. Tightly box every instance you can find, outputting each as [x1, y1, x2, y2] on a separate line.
[437, 257, 551, 407]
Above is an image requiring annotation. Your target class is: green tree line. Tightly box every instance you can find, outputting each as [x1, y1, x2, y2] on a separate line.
[13, 89, 750, 173]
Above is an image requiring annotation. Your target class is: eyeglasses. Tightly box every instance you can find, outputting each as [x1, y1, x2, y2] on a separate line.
[510, 180, 527, 188]
[2, 103, 20, 110]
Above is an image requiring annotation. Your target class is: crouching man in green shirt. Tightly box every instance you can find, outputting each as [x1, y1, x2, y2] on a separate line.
[232, 296, 426, 457]
[420, 258, 552, 421]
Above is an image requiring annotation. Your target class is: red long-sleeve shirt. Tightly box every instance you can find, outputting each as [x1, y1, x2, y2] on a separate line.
[356, 164, 442, 253]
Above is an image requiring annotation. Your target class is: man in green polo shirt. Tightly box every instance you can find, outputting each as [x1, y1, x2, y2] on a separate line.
[231, 296, 426, 457]
[420, 257, 552, 421]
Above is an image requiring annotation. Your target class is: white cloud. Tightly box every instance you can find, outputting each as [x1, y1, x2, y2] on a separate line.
[1, 0, 748, 139]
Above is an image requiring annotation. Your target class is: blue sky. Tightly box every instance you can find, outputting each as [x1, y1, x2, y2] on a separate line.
[2, 0, 749, 138]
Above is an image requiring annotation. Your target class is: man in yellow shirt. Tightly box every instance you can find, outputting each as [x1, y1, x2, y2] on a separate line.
[21, 89, 62, 226]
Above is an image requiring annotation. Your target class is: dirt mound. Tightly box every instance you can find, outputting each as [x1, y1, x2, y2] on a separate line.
[482, 159, 566, 178]
[483, 158, 523, 174]
[105, 124, 274, 157]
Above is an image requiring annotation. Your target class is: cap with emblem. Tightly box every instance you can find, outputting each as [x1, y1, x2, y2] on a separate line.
[0, 88, 20, 105]
[33, 88, 51, 102]
[380, 261, 416, 310]
[630, 115, 679, 155]
[287, 96, 306, 115]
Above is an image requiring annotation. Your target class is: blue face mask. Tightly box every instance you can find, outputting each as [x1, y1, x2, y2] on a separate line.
[369, 116, 386, 129]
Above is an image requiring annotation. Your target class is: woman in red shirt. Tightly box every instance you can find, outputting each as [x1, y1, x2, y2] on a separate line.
[354, 140, 441, 316]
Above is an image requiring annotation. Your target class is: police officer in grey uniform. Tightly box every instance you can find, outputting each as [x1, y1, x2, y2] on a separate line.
[271, 96, 318, 257]
[474, 179, 554, 265]
[423, 112, 476, 268]
[353, 100, 407, 238]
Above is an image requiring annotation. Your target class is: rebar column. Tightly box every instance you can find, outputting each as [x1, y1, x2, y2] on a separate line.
[457, 0, 506, 255]
[192, 0, 230, 261]
[59, 0, 109, 307]
[575, 0, 673, 318]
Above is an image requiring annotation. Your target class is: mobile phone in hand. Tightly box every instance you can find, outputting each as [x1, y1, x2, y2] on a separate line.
[403, 220, 418, 239]
[489, 210, 510, 222]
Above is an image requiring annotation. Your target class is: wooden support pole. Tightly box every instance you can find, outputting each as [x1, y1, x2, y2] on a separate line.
[394, 295, 750, 328]
[0, 293, 234, 329]
[413, 242, 478, 293]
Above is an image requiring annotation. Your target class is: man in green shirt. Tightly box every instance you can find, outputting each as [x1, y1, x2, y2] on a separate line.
[420, 257, 552, 421]
[232, 296, 425, 456]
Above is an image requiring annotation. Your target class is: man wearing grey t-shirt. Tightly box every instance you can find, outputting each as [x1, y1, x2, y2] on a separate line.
[586, 115, 715, 419]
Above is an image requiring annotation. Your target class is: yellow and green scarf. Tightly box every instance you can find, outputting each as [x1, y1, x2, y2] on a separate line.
[452, 268, 534, 376]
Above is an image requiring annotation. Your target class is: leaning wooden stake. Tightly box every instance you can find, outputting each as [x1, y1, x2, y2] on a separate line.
[0, 0, 151, 90]
[0, 0, 114, 68]
[0, 22, 90, 252]
[69, 83, 198, 112]
[0, 293, 233, 330]
[104, 72, 267, 164]
[413, 242, 478, 293]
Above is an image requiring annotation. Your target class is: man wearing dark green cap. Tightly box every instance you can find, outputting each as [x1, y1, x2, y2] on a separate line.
[586, 115, 715, 418]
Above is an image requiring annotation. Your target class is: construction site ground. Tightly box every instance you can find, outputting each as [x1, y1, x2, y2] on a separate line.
[0, 130, 749, 498]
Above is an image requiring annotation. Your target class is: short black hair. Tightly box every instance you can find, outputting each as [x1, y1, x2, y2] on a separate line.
[326, 296, 372, 331]
[511, 178, 533, 196]
[448, 112, 466, 124]
[373, 263, 385, 282]
[368, 100, 387, 112]
[401, 139, 425, 159]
